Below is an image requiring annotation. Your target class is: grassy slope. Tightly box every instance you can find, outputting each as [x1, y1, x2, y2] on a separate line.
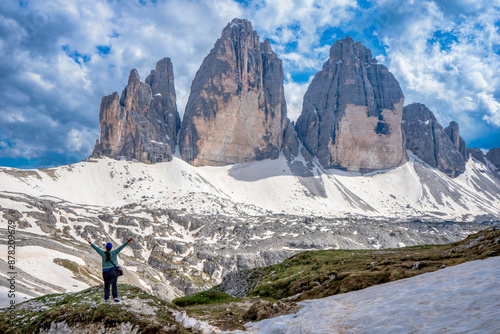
[172, 226, 500, 330]
[2, 227, 499, 332]
[243, 226, 500, 301]
[0, 284, 187, 334]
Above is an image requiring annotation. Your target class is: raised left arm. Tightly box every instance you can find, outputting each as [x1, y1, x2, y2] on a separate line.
[113, 239, 132, 254]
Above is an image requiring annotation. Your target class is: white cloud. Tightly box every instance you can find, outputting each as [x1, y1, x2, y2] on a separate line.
[479, 92, 500, 127]
[382, 1, 500, 137]
[1, 0, 499, 166]
[284, 73, 312, 122]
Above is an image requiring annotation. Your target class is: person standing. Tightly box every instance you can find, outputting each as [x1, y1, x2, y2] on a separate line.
[85, 238, 133, 302]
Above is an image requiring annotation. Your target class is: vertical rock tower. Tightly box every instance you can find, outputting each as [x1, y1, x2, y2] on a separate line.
[402, 103, 466, 177]
[93, 57, 180, 163]
[296, 36, 407, 172]
[179, 18, 287, 166]
[445, 121, 469, 161]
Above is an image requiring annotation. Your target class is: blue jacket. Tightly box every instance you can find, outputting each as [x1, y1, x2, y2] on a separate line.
[91, 241, 129, 271]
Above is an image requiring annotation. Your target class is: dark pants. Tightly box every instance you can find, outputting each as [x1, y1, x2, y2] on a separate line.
[102, 268, 118, 300]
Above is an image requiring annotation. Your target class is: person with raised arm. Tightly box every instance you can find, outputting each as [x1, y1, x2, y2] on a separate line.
[85, 238, 133, 302]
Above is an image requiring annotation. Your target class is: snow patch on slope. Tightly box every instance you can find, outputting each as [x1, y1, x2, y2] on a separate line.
[241, 256, 500, 333]
[0, 156, 498, 221]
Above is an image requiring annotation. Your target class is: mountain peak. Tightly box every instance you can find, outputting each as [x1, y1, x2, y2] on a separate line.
[179, 18, 287, 166]
[127, 68, 141, 84]
[95, 57, 180, 163]
[330, 36, 374, 64]
[296, 37, 406, 171]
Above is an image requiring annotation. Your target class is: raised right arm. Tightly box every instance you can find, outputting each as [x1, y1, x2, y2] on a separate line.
[91, 243, 105, 256]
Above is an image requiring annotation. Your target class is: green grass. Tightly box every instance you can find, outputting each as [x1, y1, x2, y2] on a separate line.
[173, 289, 240, 307]
[245, 227, 500, 301]
[0, 284, 186, 334]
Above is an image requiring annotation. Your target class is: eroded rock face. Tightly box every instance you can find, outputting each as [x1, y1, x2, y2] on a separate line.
[93, 57, 180, 163]
[283, 120, 299, 162]
[179, 18, 287, 166]
[487, 148, 500, 170]
[445, 121, 469, 161]
[402, 103, 466, 177]
[295, 36, 407, 172]
[469, 148, 486, 164]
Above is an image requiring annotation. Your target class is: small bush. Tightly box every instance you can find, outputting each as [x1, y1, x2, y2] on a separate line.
[173, 289, 239, 307]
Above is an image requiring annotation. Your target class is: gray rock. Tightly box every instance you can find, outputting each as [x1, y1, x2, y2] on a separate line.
[93, 58, 180, 163]
[216, 269, 263, 297]
[486, 148, 500, 169]
[469, 147, 486, 164]
[296, 36, 407, 172]
[283, 120, 299, 162]
[445, 121, 469, 161]
[179, 18, 287, 166]
[402, 103, 466, 177]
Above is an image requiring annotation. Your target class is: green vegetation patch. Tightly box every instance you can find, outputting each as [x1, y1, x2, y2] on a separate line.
[246, 227, 500, 301]
[0, 284, 186, 334]
[173, 289, 240, 307]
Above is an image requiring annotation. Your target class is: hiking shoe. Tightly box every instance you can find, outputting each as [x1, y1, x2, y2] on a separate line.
[114, 298, 120, 302]
[104, 299, 110, 303]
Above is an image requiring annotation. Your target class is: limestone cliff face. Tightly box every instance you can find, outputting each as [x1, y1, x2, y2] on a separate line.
[295, 36, 407, 172]
[445, 121, 469, 161]
[179, 18, 287, 166]
[402, 103, 466, 177]
[93, 58, 180, 163]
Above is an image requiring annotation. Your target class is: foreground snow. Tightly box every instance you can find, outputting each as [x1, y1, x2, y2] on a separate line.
[240, 256, 500, 333]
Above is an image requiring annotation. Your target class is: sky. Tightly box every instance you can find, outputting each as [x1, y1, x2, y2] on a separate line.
[0, 0, 499, 168]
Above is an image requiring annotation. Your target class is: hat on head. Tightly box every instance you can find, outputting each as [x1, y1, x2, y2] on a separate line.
[106, 242, 112, 250]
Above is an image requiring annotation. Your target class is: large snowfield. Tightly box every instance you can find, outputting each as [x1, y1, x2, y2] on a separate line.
[0, 154, 499, 221]
[239, 256, 500, 334]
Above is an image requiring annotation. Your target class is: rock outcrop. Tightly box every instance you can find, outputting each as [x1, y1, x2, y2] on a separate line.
[93, 57, 180, 163]
[445, 121, 469, 161]
[469, 148, 486, 164]
[283, 120, 299, 162]
[295, 36, 407, 172]
[487, 148, 500, 170]
[179, 18, 287, 166]
[402, 103, 466, 177]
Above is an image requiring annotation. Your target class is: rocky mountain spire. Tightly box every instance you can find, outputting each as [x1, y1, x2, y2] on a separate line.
[295, 36, 407, 172]
[179, 18, 287, 166]
[402, 103, 466, 177]
[444, 121, 469, 161]
[93, 57, 180, 163]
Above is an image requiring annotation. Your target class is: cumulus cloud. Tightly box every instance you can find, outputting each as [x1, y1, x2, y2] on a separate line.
[377, 1, 500, 146]
[284, 73, 312, 122]
[0, 0, 242, 167]
[1, 0, 499, 167]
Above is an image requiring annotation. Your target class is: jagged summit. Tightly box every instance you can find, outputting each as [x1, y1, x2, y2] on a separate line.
[93, 57, 180, 163]
[179, 18, 287, 166]
[402, 102, 467, 177]
[296, 36, 407, 172]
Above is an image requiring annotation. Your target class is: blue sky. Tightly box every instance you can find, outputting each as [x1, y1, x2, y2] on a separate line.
[0, 0, 499, 168]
